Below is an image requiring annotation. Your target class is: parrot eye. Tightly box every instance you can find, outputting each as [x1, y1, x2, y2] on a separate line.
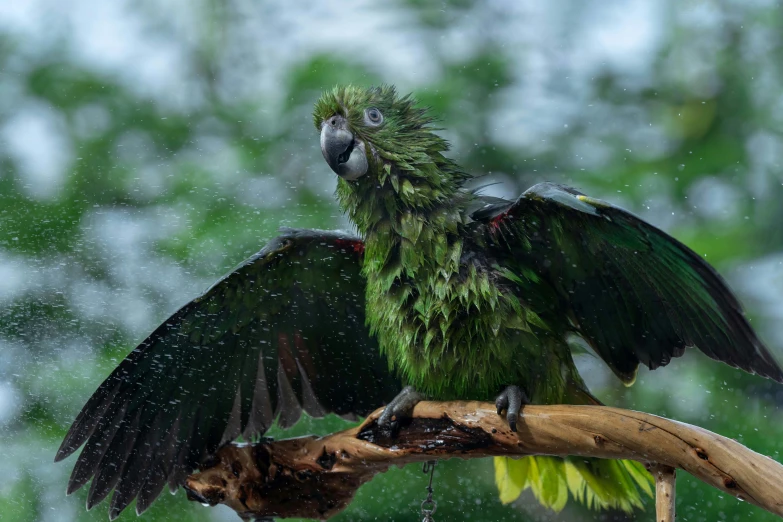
[364, 107, 383, 126]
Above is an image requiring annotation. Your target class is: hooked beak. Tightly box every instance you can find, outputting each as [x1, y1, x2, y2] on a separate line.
[320, 115, 368, 180]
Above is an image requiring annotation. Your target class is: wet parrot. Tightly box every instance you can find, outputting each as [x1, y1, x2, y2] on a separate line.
[56, 85, 783, 518]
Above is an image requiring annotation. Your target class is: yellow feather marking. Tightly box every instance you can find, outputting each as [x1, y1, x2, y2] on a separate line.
[494, 457, 526, 504]
[622, 366, 639, 387]
[494, 456, 653, 512]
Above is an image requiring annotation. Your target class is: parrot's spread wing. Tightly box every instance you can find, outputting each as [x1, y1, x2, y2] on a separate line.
[55, 228, 399, 519]
[476, 182, 783, 385]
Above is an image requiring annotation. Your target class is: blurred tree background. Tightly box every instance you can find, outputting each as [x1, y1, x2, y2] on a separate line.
[1, 0, 782, 521]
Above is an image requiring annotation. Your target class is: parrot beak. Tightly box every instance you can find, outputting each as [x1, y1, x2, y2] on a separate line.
[320, 115, 368, 180]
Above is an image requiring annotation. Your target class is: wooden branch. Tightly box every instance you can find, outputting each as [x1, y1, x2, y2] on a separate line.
[184, 402, 783, 520]
[649, 463, 676, 522]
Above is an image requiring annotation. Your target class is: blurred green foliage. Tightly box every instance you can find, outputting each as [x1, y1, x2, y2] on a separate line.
[1, 1, 782, 521]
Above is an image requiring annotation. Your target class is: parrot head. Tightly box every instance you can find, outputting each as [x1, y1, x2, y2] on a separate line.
[313, 85, 447, 182]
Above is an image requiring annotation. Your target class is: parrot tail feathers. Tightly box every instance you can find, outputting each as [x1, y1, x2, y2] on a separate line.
[494, 455, 653, 512]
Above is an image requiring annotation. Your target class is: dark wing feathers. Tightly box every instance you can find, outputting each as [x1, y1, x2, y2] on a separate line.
[479, 182, 783, 384]
[56, 228, 399, 518]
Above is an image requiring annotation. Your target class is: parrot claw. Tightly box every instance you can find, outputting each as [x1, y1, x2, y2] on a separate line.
[377, 386, 425, 437]
[494, 385, 529, 432]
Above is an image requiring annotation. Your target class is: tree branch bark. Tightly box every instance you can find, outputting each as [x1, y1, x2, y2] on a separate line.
[649, 463, 676, 522]
[184, 402, 783, 520]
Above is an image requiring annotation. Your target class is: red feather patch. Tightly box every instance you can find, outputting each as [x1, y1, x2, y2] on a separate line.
[334, 238, 365, 254]
[490, 210, 511, 231]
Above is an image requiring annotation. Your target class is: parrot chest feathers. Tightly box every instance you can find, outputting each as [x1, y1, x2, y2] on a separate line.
[363, 231, 536, 399]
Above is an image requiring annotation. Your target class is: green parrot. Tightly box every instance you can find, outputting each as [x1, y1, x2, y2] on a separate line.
[57, 85, 783, 519]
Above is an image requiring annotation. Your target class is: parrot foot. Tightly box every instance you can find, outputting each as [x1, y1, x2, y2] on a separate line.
[378, 386, 425, 437]
[495, 385, 529, 432]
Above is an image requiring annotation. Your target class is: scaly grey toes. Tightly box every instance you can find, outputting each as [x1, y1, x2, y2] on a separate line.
[494, 385, 529, 432]
[378, 385, 425, 437]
